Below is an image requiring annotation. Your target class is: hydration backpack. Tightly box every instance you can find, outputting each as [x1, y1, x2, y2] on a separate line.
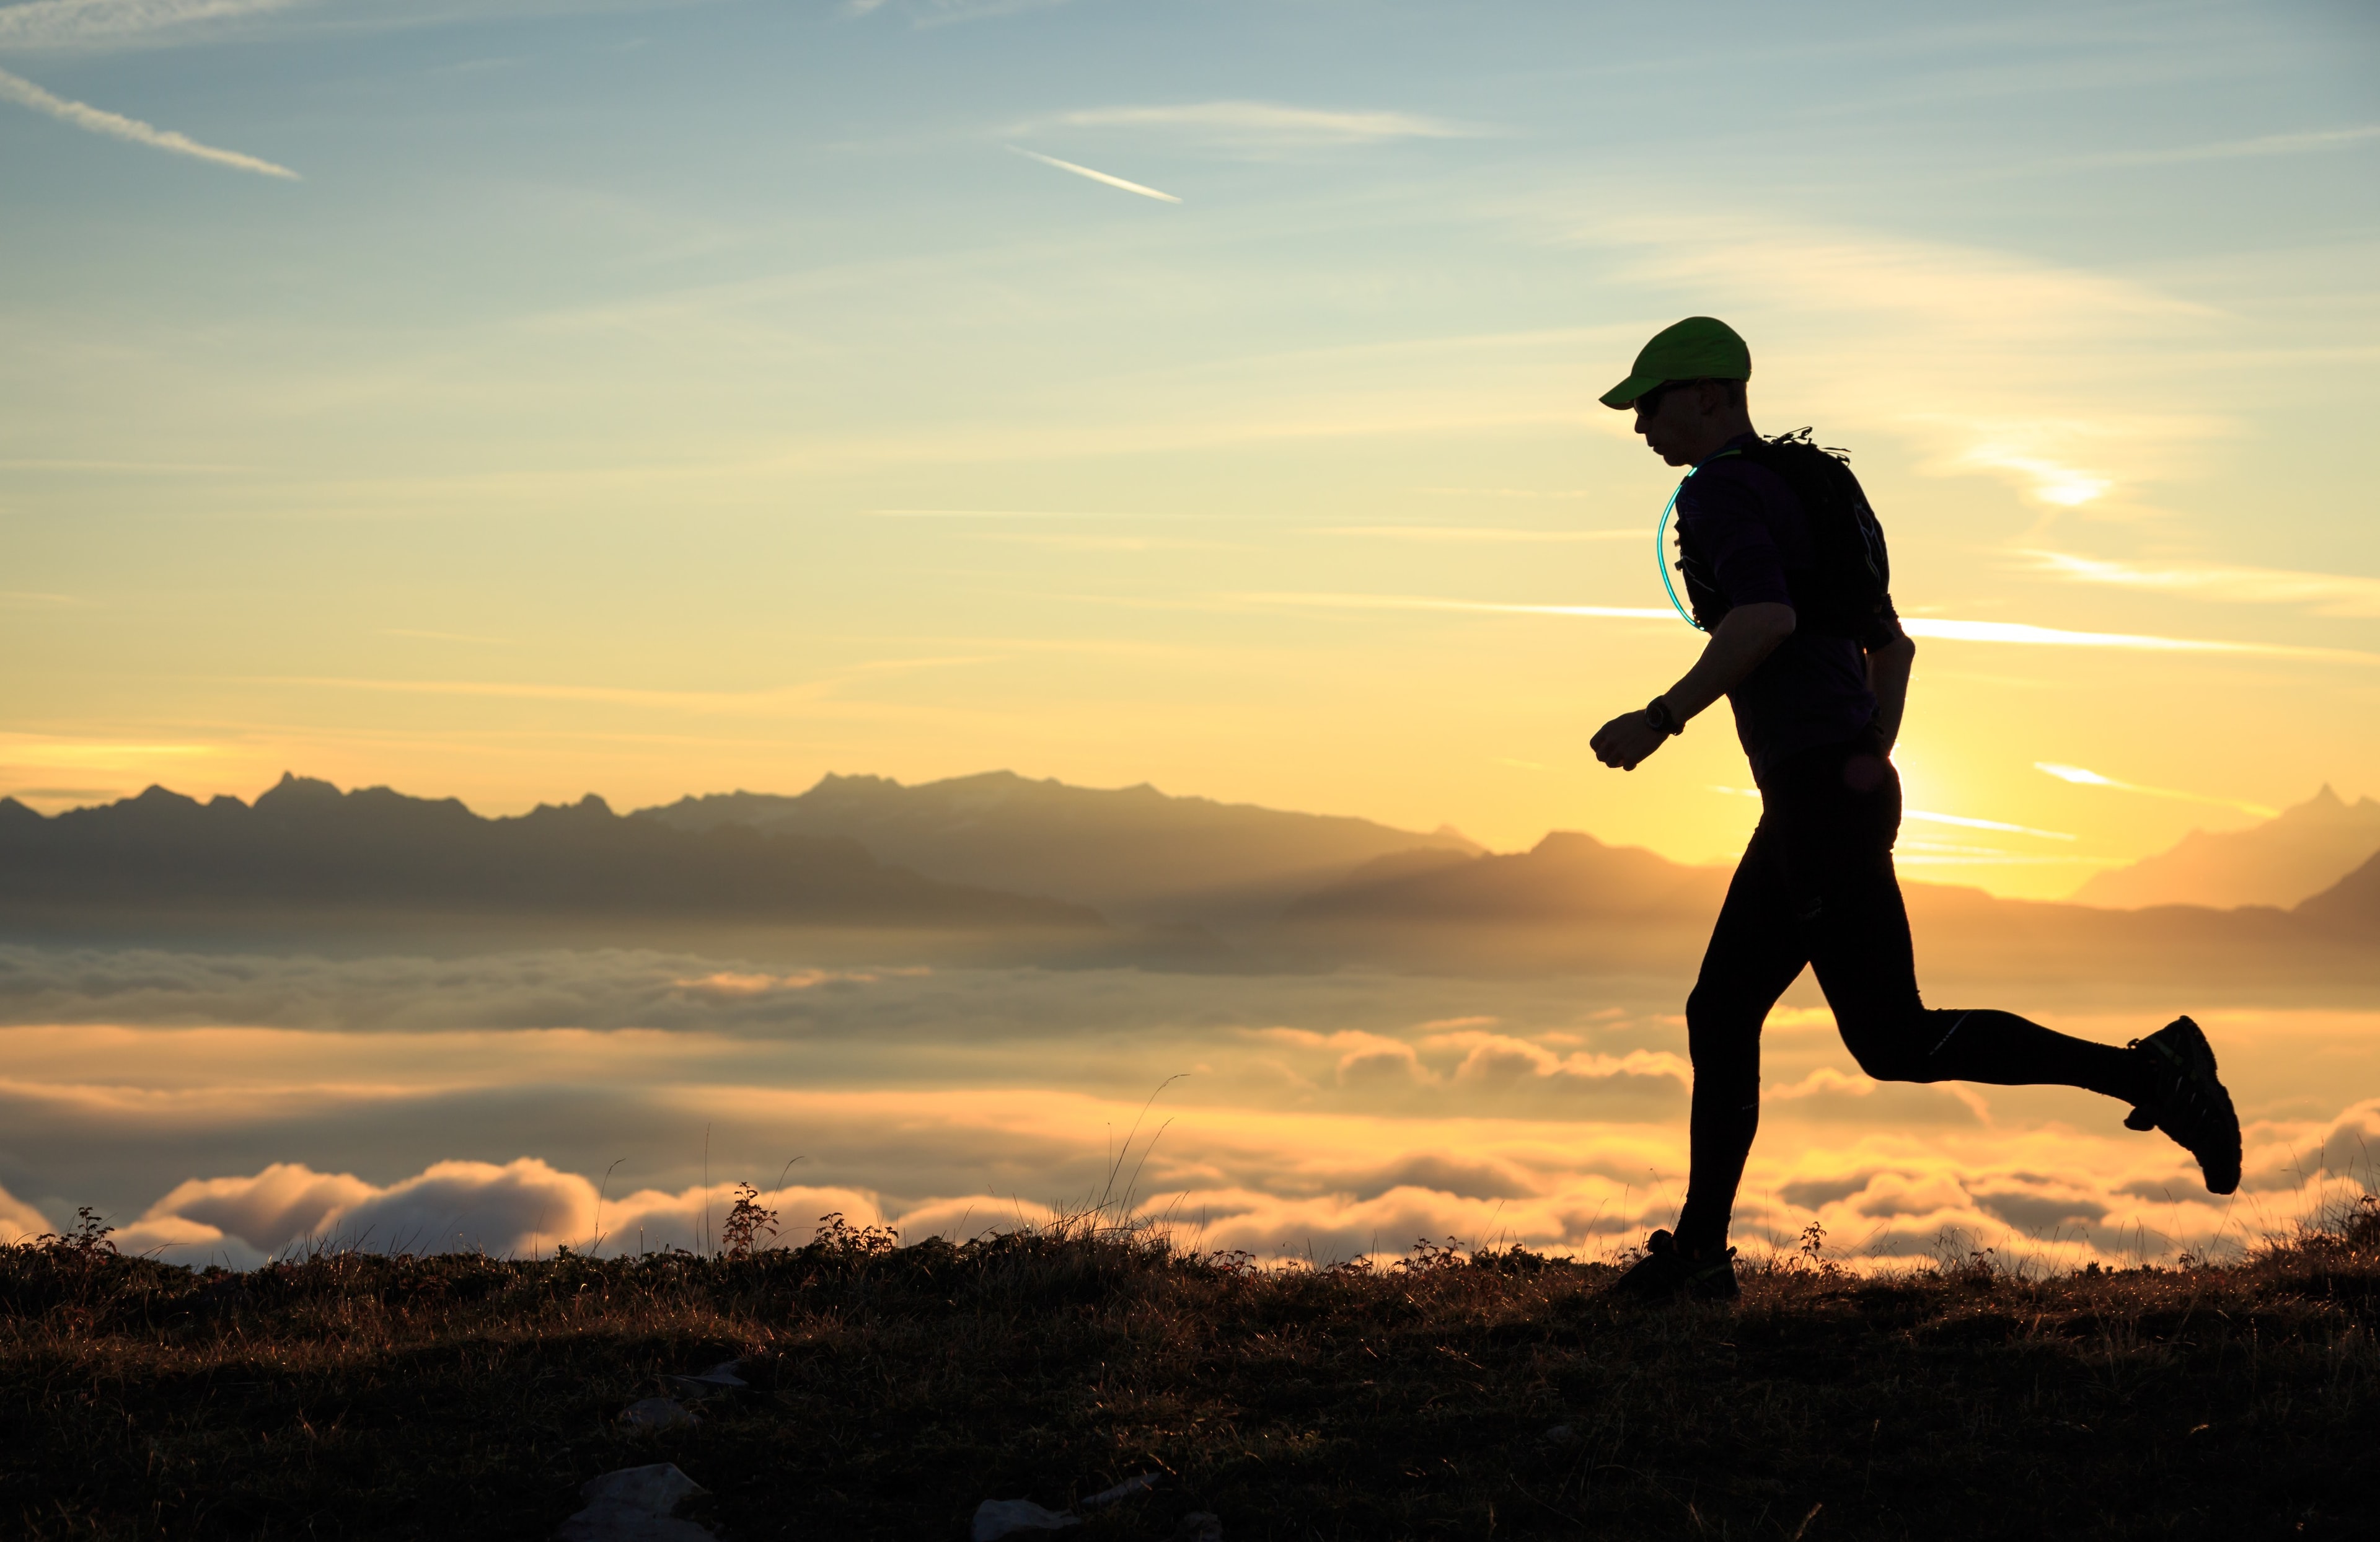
[1673, 429, 1892, 639]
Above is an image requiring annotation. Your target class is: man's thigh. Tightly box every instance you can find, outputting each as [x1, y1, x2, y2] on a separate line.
[1806, 856, 1931, 1071]
[1688, 827, 1811, 1048]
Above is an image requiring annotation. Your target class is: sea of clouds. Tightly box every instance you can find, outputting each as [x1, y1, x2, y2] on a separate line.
[0, 945, 2370, 1273]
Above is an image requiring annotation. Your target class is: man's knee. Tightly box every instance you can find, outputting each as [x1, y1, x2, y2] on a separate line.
[1685, 987, 1767, 1110]
[1684, 983, 1758, 1059]
[1836, 1015, 1938, 1083]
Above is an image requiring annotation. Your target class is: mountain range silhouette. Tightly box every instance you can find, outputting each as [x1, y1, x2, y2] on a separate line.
[1, 772, 2371, 991]
[0, 773, 1096, 945]
[639, 770, 1480, 928]
[2071, 785, 2380, 910]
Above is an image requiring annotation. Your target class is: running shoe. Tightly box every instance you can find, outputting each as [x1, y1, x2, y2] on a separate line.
[2125, 1015, 2242, 1195]
[1606, 1229, 1739, 1302]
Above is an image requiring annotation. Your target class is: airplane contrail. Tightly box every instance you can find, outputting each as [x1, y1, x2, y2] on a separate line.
[1230, 593, 2380, 666]
[1234, 591, 1675, 621]
[2034, 762, 2276, 819]
[1898, 615, 2376, 664]
[1710, 785, 2076, 841]
[1007, 146, 1179, 203]
[0, 66, 299, 178]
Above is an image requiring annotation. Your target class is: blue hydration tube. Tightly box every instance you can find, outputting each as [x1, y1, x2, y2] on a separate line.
[1654, 474, 1704, 632]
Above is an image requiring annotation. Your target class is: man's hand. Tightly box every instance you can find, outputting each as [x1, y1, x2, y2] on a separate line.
[1592, 708, 1668, 771]
[1592, 604, 1795, 775]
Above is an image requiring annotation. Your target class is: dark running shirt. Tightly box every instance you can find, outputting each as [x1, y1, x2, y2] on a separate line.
[1677, 433, 1908, 782]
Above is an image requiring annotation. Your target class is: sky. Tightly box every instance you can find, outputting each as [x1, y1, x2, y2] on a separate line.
[4, 0, 2379, 898]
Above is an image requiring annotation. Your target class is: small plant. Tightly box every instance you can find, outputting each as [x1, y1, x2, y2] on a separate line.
[37, 1207, 118, 1261]
[1396, 1236, 1465, 1273]
[2354, 1192, 2380, 1251]
[1797, 1219, 1836, 1275]
[811, 1212, 897, 1257]
[718, 1184, 778, 1261]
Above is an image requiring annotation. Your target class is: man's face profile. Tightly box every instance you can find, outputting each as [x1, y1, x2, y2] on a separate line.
[1632, 380, 1729, 467]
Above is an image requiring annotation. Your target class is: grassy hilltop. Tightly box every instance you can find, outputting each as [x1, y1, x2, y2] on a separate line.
[2, 1204, 2374, 1540]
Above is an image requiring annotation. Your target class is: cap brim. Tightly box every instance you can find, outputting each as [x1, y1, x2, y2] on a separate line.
[1599, 373, 1659, 410]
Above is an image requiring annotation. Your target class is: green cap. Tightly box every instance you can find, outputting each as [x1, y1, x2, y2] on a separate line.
[1599, 316, 1752, 410]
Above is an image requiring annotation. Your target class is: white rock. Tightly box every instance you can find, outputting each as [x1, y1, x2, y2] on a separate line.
[580, 1465, 707, 1511]
[971, 1497, 1082, 1539]
[620, 1398, 701, 1432]
[1080, 1473, 1163, 1509]
[665, 1359, 748, 1400]
[557, 1465, 715, 1541]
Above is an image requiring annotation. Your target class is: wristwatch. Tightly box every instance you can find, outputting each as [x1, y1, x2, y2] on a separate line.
[1644, 695, 1685, 736]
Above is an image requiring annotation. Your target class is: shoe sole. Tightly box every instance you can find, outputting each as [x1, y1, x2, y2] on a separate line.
[2139, 1016, 2242, 1195]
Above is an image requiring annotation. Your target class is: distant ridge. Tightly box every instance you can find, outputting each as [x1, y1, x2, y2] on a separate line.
[2297, 845, 2380, 933]
[638, 770, 1480, 928]
[1287, 830, 1727, 925]
[2072, 786, 2380, 910]
[0, 773, 1101, 936]
[1271, 822, 2375, 995]
[1, 771, 2369, 995]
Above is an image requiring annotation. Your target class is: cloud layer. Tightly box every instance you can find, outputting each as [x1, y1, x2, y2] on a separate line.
[1, 946, 2371, 1276]
[19, 1091, 2371, 1276]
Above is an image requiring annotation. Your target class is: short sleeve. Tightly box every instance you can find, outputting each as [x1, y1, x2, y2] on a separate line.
[1862, 593, 1908, 652]
[1679, 462, 1795, 609]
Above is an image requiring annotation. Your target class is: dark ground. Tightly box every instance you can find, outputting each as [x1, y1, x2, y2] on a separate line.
[1, 1202, 2373, 1540]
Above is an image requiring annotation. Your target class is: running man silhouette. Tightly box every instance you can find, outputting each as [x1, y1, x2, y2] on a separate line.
[1588, 317, 2242, 1302]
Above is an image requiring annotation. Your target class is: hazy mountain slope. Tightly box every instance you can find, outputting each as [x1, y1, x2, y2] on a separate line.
[2295, 847, 2380, 933]
[638, 771, 1480, 925]
[0, 775, 1103, 937]
[1287, 832, 1730, 925]
[1269, 826, 2374, 997]
[2072, 786, 2380, 909]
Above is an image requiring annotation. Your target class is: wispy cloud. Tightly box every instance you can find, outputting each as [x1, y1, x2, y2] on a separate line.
[1313, 526, 1639, 544]
[0, 64, 298, 177]
[898, 0, 1076, 28]
[1230, 593, 2380, 666]
[379, 628, 514, 645]
[0, 734, 216, 769]
[2021, 550, 2380, 619]
[2061, 125, 2380, 171]
[1901, 809, 2075, 842]
[964, 531, 1237, 553]
[1025, 100, 1478, 148]
[1230, 592, 1675, 622]
[1711, 785, 2075, 842]
[2035, 762, 2277, 819]
[237, 657, 991, 713]
[1899, 617, 2380, 667]
[0, 0, 301, 50]
[1575, 211, 2224, 509]
[1005, 146, 1179, 203]
[0, 457, 246, 472]
[868, 508, 1168, 520]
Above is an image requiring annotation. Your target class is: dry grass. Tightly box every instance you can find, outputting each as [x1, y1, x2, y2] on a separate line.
[1, 1199, 2374, 1539]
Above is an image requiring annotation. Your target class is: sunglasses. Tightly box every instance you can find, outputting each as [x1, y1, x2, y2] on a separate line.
[1634, 378, 1717, 415]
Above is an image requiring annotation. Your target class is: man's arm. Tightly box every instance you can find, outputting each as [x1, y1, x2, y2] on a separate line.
[1590, 601, 1796, 771]
[1866, 635, 1915, 754]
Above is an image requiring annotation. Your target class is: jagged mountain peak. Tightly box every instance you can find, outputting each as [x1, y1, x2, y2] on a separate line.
[2074, 785, 2380, 910]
